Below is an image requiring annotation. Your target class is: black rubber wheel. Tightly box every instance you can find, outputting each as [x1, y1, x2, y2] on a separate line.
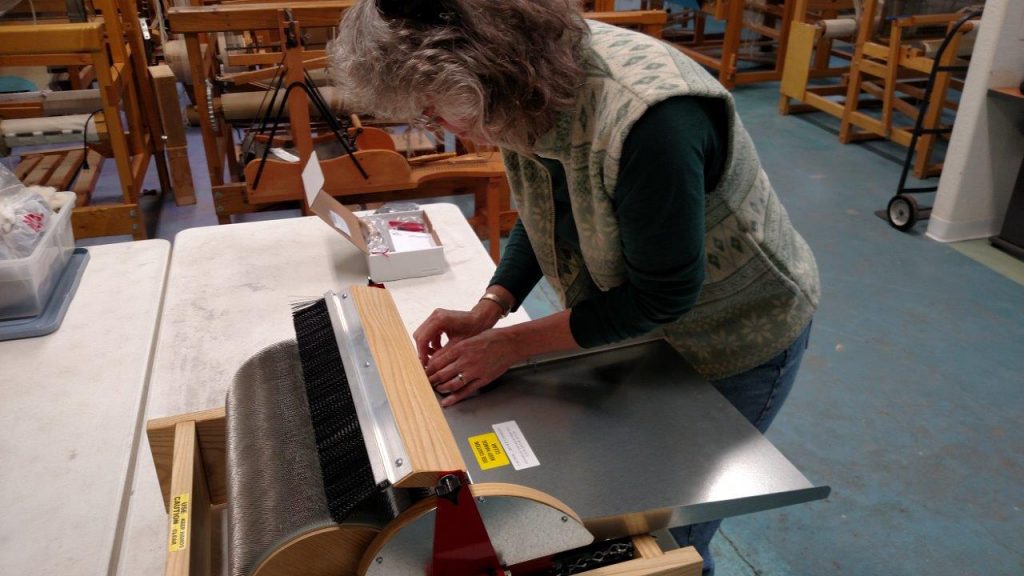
[887, 194, 919, 231]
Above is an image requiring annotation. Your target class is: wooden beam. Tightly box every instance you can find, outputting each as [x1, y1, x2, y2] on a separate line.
[212, 183, 256, 223]
[168, 1, 355, 33]
[225, 49, 325, 67]
[350, 286, 466, 488]
[70, 150, 104, 206]
[150, 65, 197, 206]
[0, 103, 44, 119]
[71, 203, 141, 239]
[218, 56, 327, 84]
[13, 156, 41, 181]
[163, 421, 213, 576]
[22, 154, 61, 186]
[47, 150, 86, 191]
[587, 10, 668, 28]
[631, 535, 665, 559]
[0, 53, 94, 66]
[0, 22, 104, 55]
[147, 408, 227, 513]
[780, 21, 817, 100]
[895, 13, 960, 28]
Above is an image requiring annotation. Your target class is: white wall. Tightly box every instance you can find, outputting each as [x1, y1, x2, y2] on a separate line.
[927, 0, 1024, 242]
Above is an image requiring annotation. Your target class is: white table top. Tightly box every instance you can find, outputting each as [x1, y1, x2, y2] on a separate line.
[0, 240, 170, 576]
[114, 203, 528, 575]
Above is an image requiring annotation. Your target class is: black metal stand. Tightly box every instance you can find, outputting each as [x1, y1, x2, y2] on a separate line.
[247, 9, 368, 191]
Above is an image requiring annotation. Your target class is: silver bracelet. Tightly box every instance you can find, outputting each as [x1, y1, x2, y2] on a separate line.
[479, 292, 511, 318]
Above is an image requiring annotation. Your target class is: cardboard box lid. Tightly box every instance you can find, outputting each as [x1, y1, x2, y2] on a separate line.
[302, 151, 369, 254]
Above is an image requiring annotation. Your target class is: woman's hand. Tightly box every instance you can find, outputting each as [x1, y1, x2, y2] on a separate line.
[425, 328, 521, 407]
[413, 302, 503, 364]
[417, 304, 580, 408]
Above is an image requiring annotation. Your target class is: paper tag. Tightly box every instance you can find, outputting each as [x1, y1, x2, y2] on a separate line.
[492, 421, 540, 470]
[329, 212, 351, 236]
[389, 229, 435, 252]
[271, 147, 301, 162]
[301, 151, 325, 206]
[168, 493, 190, 552]
[468, 432, 511, 470]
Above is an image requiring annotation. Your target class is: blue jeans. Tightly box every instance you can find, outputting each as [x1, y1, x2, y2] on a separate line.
[670, 322, 812, 576]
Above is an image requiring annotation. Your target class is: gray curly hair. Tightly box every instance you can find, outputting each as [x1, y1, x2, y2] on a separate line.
[327, 0, 588, 150]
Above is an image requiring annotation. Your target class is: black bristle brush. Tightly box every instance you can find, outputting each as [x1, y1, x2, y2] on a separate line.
[291, 297, 394, 522]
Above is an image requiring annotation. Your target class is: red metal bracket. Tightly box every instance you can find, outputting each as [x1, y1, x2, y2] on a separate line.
[432, 471, 504, 576]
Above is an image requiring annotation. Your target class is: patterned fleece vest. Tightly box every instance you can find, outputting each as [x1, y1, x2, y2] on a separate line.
[502, 21, 820, 379]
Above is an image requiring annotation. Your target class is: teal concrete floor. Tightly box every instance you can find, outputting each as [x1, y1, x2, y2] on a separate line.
[69, 80, 1024, 575]
[705, 84, 1024, 576]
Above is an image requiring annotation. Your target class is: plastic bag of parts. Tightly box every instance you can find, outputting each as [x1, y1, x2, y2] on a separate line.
[374, 201, 422, 215]
[364, 202, 429, 254]
[0, 163, 54, 260]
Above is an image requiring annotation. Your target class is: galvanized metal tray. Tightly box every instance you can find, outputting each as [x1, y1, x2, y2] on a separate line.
[444, 339, 831, 539]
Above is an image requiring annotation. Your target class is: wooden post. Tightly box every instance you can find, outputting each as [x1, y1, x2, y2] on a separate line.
[186, 33, 224, 187]
[485, 176, 504, 263]
[839, 0, 879, 143]
[718, 0, 746, 89]
[151, 64, 197, 205]
[163, 421, 212, 576]
[281, 15, 315, 163]
[880, 23, 904, 139]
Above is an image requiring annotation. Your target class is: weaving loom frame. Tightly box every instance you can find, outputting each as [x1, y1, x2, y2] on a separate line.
[0, 0, 173, 239]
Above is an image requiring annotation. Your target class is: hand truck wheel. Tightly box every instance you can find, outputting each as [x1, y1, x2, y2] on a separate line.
[887, 194, 919, 231]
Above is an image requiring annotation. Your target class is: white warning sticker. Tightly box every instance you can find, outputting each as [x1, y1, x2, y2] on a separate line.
[492, 420, 540, 470]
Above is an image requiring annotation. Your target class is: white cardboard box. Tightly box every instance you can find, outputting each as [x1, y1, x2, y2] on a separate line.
[302, 153, 446, 282]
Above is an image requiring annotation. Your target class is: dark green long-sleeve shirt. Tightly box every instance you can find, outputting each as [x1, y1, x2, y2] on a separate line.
[490, 96, 727, 347]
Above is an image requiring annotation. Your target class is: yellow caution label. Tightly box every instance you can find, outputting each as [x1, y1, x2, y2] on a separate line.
[168, 493, 190, 552]
[468, 432, 510, 470]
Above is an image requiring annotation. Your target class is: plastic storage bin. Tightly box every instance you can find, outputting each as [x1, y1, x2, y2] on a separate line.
[0, 192, 76, 320]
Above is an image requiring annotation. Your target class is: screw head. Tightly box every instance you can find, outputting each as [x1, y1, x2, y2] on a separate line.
[375, 556, 383, 564]
[342, 293, 348, 299]
[364, 360, 371, 367]
[561, 516, 568, 523]
[395, 458, 403, 467]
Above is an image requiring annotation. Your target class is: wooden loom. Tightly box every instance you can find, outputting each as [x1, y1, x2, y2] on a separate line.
[778, 0, 859, 116]
[166, 0, 516, 261]
[2, 0, 194, 208]
[779, 0, 980, 178]
[0, 0, 96, 89]
[167, 1, 667, 262]
[0, 2, 174, 239]
[665, 0, 795, 89]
